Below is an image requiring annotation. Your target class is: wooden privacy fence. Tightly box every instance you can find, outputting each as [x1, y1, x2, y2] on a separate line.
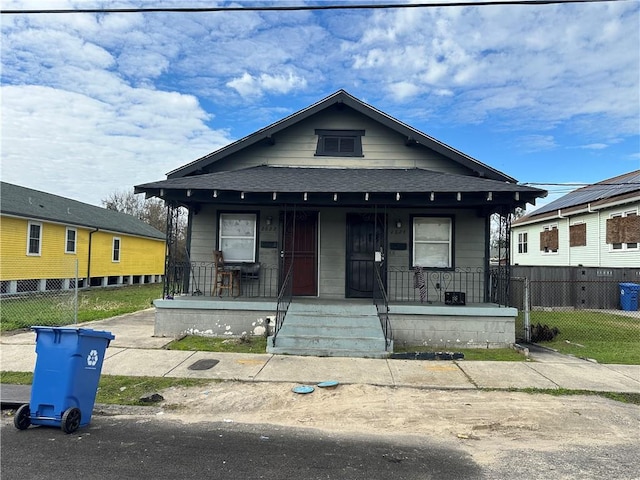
[511, 266, 640, 310]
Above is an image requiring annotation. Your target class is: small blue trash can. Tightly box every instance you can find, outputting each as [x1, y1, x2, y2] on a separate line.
[619, 283, 640, 311]
[13, 327, 114, 434]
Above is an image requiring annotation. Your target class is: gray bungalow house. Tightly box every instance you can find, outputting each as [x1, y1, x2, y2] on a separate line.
[135, 90, 546, 357]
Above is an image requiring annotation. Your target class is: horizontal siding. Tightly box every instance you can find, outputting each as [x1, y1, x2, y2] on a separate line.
[190, 206, 218, 264]
[512, 201, 640, 268]
[89, 231, 164, 277]
[599, 203, 640, 268]
[1, 215, 163, 281]
[212, 108, 471, 175]
[318, 210, 345, 298]
[1, 216, 87, 279]
[567, 213, 600, 266]
[191, 206, 488, 300]
[511, 219, 569, 266]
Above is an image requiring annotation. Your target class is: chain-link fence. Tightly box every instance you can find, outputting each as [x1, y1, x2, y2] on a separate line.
[1, 258, 79, 331]
[508, 275, 639, 363]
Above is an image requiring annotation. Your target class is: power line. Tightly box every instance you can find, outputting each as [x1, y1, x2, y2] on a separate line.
[0, 0, 627, 15]
[523, 182, 640, 187]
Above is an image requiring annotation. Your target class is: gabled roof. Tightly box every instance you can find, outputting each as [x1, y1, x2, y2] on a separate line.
[168, 90, 516, 183]
[515, 170, 640, 224]
[1, 182, 165, 240]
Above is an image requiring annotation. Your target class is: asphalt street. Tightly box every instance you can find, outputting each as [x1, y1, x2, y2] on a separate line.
[1, 414, 481, 480]
[3, 411, 638, 480]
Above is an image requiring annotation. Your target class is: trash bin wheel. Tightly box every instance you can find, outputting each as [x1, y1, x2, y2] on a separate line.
[61, 407, 81, 434]
[13, 404, 31, 430]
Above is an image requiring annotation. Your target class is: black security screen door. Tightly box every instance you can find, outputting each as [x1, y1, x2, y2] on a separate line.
[346, 213, 385, 298]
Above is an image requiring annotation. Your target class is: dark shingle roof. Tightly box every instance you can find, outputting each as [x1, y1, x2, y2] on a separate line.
[523, 170, 640, 218]
[1, 182, 165, 240]
[137, 165, 543, 195]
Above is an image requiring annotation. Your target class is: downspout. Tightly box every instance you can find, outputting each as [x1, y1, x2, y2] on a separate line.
[87, 228, 99, 286]
[597, 209, 601, 267]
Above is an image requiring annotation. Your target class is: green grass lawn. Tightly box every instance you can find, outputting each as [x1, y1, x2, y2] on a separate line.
[529, 311, 640, 364]
[3, 371, 637, 406]
[167, 335, 526, 361]
[0, 371, 212, 406]
[166, 335, 268, 354]
[0, 284, 163, 332]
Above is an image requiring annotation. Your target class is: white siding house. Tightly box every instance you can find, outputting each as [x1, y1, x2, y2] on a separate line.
[511, 171, 640, 268]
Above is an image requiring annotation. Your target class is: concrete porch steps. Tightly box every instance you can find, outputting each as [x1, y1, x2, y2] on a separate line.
[266, 300, 392, 359]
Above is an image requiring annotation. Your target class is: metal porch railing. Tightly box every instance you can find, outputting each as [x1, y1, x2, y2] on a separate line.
[373, 265, 393, 350]
[272, 262, 294, 347]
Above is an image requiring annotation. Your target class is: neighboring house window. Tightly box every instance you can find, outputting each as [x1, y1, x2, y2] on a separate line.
[412, 216, 452, 269]
[518, 232, 528, 254]
[315, 129, 364, 157]
[27, 221, 42, 256]
[607, 210, 639, 251]
[569, 222, 586, 247]
[219, 213, 257, 262]
[112, 237, 121, 262]
[540, 224, 558, 253]
[65, 228, 77, 254]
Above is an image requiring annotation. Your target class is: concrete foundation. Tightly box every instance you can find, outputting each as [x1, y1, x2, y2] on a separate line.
[153, 298, 517, 349]
[154, 297, 277, 338]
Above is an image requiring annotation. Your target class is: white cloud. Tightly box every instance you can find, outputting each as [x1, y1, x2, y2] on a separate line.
[581, 143, 608, 150]
[1, 84, 231, 205]
[343, 2, 639, 132]
[227, 71, 307, 98]
[0, 0, 638, 206]
[388, 81, 422, 102]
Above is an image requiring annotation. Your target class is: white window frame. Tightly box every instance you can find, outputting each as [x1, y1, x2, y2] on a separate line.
[112, 237, 121, 262]
[412, 216, 453, 269]
[65, 227, 77, 254]
[218, 213, 257, 262]
[542, 224, 558, 254]
[518, 232, 528, 254]
[609, 209, 638, 252]
[27, 221, 42, 256]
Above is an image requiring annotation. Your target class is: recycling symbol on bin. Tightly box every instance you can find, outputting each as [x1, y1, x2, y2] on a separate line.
[87, 350, 99, 367]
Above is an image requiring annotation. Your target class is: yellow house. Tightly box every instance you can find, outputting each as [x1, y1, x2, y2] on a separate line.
[0, 182, 165, 293]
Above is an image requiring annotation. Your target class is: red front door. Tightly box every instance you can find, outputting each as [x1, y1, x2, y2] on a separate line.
[282, 211, 318, 296]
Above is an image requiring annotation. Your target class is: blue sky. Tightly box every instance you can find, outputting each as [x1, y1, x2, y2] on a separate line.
[1, 0, 639, 212]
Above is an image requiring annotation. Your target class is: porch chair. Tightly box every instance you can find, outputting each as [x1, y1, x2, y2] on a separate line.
[213, 250, 241, 297]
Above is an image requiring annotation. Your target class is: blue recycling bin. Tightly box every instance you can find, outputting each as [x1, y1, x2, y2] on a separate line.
[13, 327, 114, 434]
[619, 283, 640, 311]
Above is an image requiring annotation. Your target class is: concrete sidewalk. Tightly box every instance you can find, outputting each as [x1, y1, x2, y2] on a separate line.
[2, 309, 639, 407]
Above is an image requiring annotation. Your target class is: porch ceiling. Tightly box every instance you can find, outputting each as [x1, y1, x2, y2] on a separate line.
[135, 166, 546, 211]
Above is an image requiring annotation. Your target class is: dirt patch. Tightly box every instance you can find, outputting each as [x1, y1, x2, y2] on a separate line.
[158, 381, 639, 460]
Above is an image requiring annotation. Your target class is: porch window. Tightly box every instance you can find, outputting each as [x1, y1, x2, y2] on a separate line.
[219, 213, 257, 262]
[518, 232, 528, 253]
[112, 237, 121, 262]
[315, 129, 364, 157]
[607, 210, 639, 251]
[27, 221, 42, 256]
[412, 217, 452, 269]
[65, 227, 77, 254]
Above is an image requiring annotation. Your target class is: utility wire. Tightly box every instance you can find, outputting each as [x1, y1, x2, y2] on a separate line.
[0, 0, 628, 15]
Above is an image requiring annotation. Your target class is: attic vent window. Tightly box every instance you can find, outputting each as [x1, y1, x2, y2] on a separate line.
[315, 129, 364, 157]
